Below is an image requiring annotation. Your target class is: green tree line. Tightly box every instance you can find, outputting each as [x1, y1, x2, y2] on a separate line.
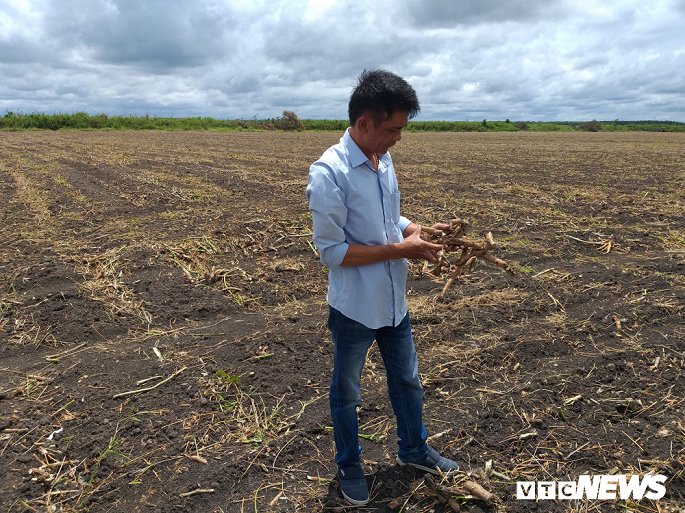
[2, 111, 683, 132]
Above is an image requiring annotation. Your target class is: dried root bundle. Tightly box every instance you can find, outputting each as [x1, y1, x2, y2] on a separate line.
[422, 218, 514, 296]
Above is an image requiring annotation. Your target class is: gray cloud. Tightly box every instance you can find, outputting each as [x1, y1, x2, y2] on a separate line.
[42, 0, 237, 70]
[0, 0, 684, 121]
[0, 37, 44, 64]
[403, 0, 566, 27]
[260, 2, 430, 84]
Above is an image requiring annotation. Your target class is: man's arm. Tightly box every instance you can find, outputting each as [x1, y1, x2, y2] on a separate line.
[341, 225, 443, 267]
[307, 163, 448, 268]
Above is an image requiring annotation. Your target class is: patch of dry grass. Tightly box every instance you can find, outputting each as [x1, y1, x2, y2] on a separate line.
[76, 246, 153, 327]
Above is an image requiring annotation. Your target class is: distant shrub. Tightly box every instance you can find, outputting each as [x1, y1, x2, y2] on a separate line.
[579, 119, 602, 132]
[514, 121, 529, 131]
[273, 110, 304, 131]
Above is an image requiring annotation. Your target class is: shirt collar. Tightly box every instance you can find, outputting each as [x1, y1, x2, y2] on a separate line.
[343, 128, 387, 170]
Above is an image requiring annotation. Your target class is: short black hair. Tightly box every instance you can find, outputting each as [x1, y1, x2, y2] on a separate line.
[348, 69, 420, 126]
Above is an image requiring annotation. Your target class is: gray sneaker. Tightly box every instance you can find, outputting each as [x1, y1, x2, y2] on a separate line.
[396, 447, 459, 475]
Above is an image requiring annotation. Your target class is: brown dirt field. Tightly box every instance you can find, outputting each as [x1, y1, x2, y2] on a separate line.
[0, 130, 683, 513]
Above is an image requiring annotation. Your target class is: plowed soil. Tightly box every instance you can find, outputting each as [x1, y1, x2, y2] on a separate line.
[0, 130, 683, 513]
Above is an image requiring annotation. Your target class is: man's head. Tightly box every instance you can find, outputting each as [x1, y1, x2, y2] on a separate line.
[348, 69, 420, 156]
[349, 69, 420, 127]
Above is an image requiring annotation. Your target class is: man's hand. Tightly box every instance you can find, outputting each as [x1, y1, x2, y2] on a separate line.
[429, 222, 451, 232]
[403, 222, 450, 238]
[400, 225, 443, 262]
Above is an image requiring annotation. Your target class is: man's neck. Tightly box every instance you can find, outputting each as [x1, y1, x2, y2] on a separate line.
[349, 127, 374, 162]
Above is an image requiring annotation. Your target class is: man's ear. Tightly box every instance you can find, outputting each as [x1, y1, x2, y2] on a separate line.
[356, 115, 369, 134]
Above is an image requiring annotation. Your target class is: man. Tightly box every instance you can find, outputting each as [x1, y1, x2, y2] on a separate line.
[306, 69, 459, 506]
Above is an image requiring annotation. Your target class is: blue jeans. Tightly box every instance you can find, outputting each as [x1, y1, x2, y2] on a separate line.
[328, 306, 428, 468]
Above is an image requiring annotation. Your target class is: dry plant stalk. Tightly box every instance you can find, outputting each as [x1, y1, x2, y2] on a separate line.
[422, 218, 514, 295]
[423, 474, 495, 510]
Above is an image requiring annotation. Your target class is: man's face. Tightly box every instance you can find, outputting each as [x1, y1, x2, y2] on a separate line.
[363, 110, 408, 155]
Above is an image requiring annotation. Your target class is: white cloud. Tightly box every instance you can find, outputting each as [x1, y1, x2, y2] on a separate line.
[0, 0, 683, 120]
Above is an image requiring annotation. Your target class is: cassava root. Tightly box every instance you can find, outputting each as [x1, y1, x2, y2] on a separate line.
[422, 218, 514, 295]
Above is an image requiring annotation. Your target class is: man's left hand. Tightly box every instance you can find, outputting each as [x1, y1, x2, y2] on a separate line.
[429, 222, 450, 232]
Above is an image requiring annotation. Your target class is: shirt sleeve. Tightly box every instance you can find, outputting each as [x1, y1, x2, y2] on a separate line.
[398, 216, 412, 235]
[306, 162, 350, 268]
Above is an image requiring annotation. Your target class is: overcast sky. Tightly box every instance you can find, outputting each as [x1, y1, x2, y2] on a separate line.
[1, 0, 684, 121]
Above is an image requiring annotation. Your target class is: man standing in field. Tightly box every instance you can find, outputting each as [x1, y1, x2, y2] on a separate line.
[306, 69, 459, 506]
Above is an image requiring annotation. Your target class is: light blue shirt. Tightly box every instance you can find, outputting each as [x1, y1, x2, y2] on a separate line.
[306, 129, 412, 329]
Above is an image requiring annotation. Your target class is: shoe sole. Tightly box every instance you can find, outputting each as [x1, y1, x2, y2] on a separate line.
[340, 488, 369, 506]
[396, 456, 459, 476]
